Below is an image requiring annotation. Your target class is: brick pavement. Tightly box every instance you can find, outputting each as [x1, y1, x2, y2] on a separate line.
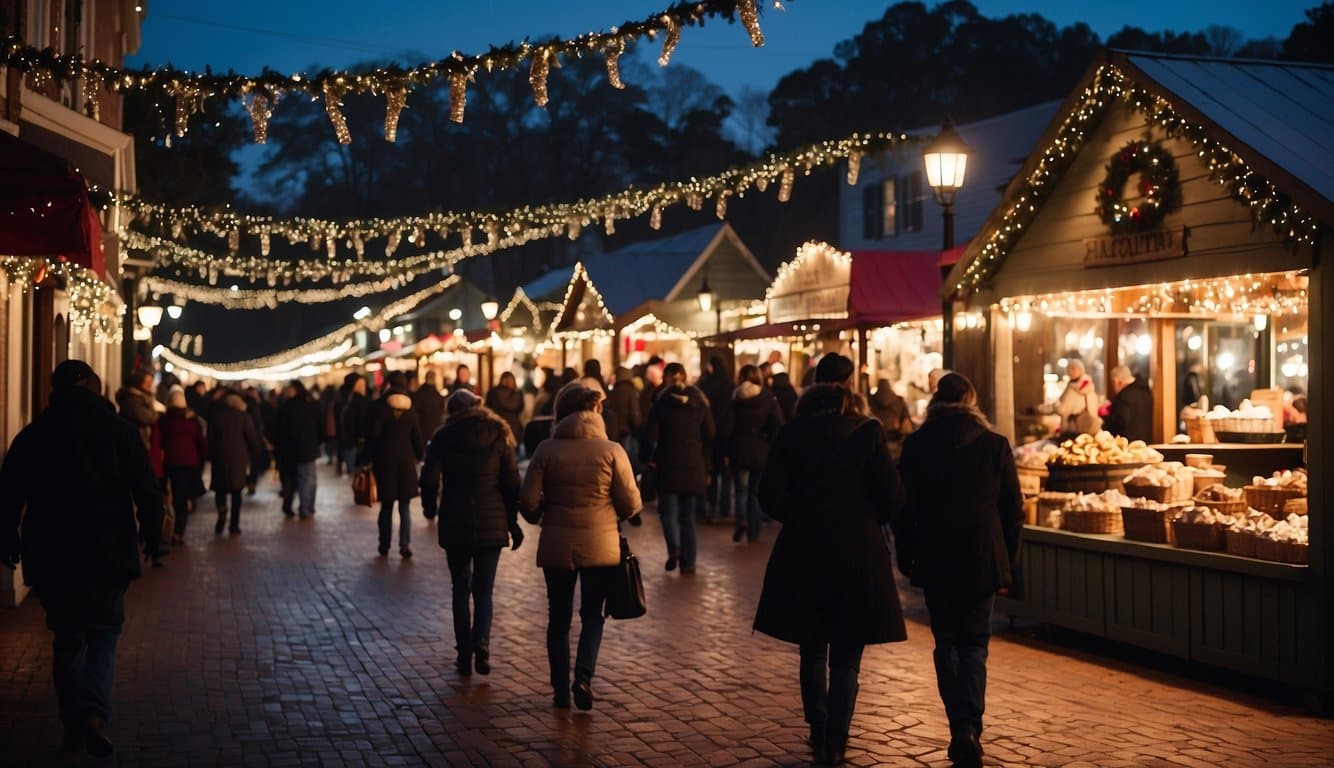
[1, 461, 1331, 767]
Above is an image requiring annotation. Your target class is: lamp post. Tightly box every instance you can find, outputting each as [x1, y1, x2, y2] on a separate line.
[697, 274, 720, 335]
[480, 298, 502, 391]
[923, 119, 971, 370]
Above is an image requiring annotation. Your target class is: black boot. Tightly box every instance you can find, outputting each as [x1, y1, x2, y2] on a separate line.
[808, 721, 826, 756]
[84, 713, 113, 758]
[215, 509, 226, 534]
[571, 673, 594, 711]
[474, 646, 491, 676]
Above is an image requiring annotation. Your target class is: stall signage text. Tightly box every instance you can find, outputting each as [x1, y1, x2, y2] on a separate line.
[1083, 227, 1186, 268]
[767, 243, 852, 323]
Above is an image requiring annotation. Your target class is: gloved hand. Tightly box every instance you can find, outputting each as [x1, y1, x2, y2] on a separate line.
[509, 524, 525, 551]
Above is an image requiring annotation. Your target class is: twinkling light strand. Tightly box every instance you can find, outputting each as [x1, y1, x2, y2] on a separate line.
[0, 257, 123, 341]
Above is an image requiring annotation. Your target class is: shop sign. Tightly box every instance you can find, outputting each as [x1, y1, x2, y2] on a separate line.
[767, 241, 851, 323]
[1083, 226, 1187, 268]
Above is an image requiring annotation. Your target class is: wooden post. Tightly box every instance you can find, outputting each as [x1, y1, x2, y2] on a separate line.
[1151, 318, 1176, 443]
[857, 326, 868, 394]
[1307, 232, 1331, 706]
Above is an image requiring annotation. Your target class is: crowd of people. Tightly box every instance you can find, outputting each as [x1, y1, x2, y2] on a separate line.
[0, 354, 1022, 768]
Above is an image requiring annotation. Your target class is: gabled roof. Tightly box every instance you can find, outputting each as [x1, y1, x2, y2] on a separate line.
[1117, 51, 1334, 221]
[521, 266, 575, 303]
[579, 223, 730, 316]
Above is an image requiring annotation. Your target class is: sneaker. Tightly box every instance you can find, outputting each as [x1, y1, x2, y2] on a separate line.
[571, 678, 593, 711]
[474, 647, 491, 676]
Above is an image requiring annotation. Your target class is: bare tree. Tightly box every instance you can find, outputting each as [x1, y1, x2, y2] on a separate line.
[729, 85, 774, 156]
[1204, 25, 1245, 57]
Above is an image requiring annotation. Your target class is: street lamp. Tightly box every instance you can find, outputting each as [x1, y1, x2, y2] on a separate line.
[697, 274, 721, 334]
[923, 119, 971, 369]
[481, 297, 500, 321]
[137, 301, 164, 329]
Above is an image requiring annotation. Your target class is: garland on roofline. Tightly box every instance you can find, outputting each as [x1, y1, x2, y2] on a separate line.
[955, 65, 1320, 298]
[3, 0, 776, 144]
[0, 257, 124, 341]
[118, 128, 913, 290]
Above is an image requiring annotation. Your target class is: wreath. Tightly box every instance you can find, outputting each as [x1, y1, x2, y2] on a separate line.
[1095, 140, 1179, 233]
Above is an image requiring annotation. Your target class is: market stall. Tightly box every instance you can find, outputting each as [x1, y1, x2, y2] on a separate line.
[944, 50, 1331, 700]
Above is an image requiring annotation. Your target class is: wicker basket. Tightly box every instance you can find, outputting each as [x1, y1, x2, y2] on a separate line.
[1193, 497, 1246, 519]
[1224, 529, 1258, 558]
[1172, 521, 1225, 551]
[1192, 472, 1227, 495]
[1124, 476, 1192, 503]
[1244, 485, 1305, 516]
[1046, 463, 1148, 494]
[1037, 492, 1076, 528]
[1282, 497, 1308, 516]
[1017, 465, 1048, 496]
[1122, 506, 1174, 543]
[1062, 508, 1124, 535]
[1253, 538, 1309, 564]
[1186, 417, 1217, 444]
[1184, 453, 1214, 468]
[1214, 416, 1274, 433]
[1022, 495, 1038, 526]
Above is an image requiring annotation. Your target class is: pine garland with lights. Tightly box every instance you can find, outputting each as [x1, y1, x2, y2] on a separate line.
[0, 257, 123, 341]
[1095, 139, 1179, 233]
[1, 0, 779, 143]
[955, 65, 1320, 297]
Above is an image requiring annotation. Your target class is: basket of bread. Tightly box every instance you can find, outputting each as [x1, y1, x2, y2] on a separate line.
[1244, 470, 1307, 516]
[1171, 506, 1227, 552]
[1060, 490, 1132, 535]
[1194, 484, 1246, 518]
[1122, 462, 1194, 503]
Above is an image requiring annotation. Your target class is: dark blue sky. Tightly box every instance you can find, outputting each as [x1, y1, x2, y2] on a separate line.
[128, 1, 1312, 97]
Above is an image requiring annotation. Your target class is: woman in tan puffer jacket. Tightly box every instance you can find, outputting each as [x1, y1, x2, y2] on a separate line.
[520, 382, 641, 710]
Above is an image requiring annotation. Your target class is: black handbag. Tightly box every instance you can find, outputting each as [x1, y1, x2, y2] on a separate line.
[605, 535, 647, 620]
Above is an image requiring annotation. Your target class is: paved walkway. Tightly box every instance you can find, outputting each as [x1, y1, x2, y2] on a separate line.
[1, 462, 1330, 767]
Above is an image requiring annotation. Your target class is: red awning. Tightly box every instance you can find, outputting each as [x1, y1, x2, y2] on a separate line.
[0, 131, 106, 278]
[847, 250, 945, 326]
[938, 244, 968, 268]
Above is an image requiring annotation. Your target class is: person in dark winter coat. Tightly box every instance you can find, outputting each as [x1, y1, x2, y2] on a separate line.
[697, 355, 734, 521]
[604, 366, 642, 444]
[520, 383, 641, 710]
[363, 374, 425, 557]
[318, 385, 339, 465]
[755, 354, 907, 765]
[1103, 365, 1153, 444]
[339, 374, 370, 472]
[116, 370, 165, 484]
[484, 371, 526, 452]
[644, 362, 715, 574]
[160, 389, 207, 543]
[896, 373, 1023, 768]
[421, 390, 523, 677]
[413, 371, 446, 438]
[868, 378, 915, 462]
[209, 389, 264, 534]
[771, 371, 799, 423]
[721, 364, 784, 543]
[1, 361, 163, 758]
[245, 387, 273, 494]
[275, 381, 324, 519]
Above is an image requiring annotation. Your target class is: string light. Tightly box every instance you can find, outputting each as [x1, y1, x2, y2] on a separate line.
[551, 262, 616, 335]
[997, 271, 1307, 320]
[0, 256, 123, 341]
[0, 0, 775, 143]
[955, 65, 1319, 297]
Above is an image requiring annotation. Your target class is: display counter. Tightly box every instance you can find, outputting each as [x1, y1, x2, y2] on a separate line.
[1153, 443, 1305, 486]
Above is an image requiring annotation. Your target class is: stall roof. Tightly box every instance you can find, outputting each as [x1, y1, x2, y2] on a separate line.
[848, 250, 945, 326]
[522, 266, 575, 303]
[1119, 51, 1334, 221]
[582, 224, 728, 316]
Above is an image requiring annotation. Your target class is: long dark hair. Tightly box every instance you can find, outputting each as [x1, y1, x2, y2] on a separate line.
[795, 383, 867, 418]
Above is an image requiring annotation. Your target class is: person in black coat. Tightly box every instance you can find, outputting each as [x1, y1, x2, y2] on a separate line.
[275, 381, 325, 519]
[421, 390, 523, 677]
[721, 364, 783, 543]
[339, 373, 370, 472]
[1103, 365, 1153, 444]
[896, 373, 1023, 768]
[210, 389, 265, 534]
[755, 354, 906, 765]
[484, 371, 526, 453]
[363, 373, 425, 557]
[697, 355, 734, 521]
[771, 371, 799, 423]
[0, 361, 162, 757]
[643, 362, 715, 574]
[413, 371, 446, 438]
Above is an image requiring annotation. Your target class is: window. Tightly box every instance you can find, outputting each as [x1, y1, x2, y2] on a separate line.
[881, 178, 897, 237]
[901, 171, 925, 233]
[861, 179, 897, 240]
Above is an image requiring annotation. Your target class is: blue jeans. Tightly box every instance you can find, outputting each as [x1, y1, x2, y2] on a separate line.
[925, 590, 995, 739]
[294, 461, 317, 516]
[657, 492, 698, 568]
[543, 566, 614, 692]
[711, 467, 733, 518]
[732, 468, 763, 540]
[446, 547, 502, 655]
[378, 498, 411, 549]
[40, 586, 126, 726]
[799, 642, 865, 749]
[340, 446, 360, 474]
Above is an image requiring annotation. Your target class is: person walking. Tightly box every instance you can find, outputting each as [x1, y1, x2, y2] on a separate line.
[896, 373, 1023, 768]
[363, 373, 424, 557]
[413, 371, 446, 438]
[755, 354, 907, 765]
[697, 355, 733, 522]
[421, 390, 524, 677]
[520, 383, 641, 710]
[484, 371, 526, 454]
[868, 378, 915, 462]
[721, 364, 783, 543]
[0, 361, 163, 758]
[275, 381, 324, 519]
[318, 384, 339, 467]
[643, 362, 715, 574]
[339, 373, 371, 474]
[771, 371, 799, 423]
[159, 389, 207, 544]
[209, 388, 264, 535]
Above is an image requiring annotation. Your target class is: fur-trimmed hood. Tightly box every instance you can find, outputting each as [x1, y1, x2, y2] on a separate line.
[552, 410, 608, 440]
[386, 392, 413, 411]
[733, 381, 763, 401]
[660, 384, 709, 409]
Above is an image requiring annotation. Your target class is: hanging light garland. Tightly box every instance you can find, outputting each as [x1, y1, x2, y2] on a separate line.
[117, 129, 915, 290]
[954, 64, 1320, 298]
[2, 0, 777, 144]
[0, 256, 123, 341]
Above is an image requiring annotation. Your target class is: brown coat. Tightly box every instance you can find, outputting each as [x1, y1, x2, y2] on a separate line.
[520, 411, 641, 569]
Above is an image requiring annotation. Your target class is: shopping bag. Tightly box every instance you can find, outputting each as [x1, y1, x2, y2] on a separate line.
[605, 535, 647, 620]
[351, 466, 378, 507]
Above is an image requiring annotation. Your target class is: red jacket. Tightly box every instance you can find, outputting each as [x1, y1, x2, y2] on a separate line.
[160, 408, 207, 469]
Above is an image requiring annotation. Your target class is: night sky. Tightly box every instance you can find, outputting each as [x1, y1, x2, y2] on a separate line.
[128, 1, 1313, 98]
